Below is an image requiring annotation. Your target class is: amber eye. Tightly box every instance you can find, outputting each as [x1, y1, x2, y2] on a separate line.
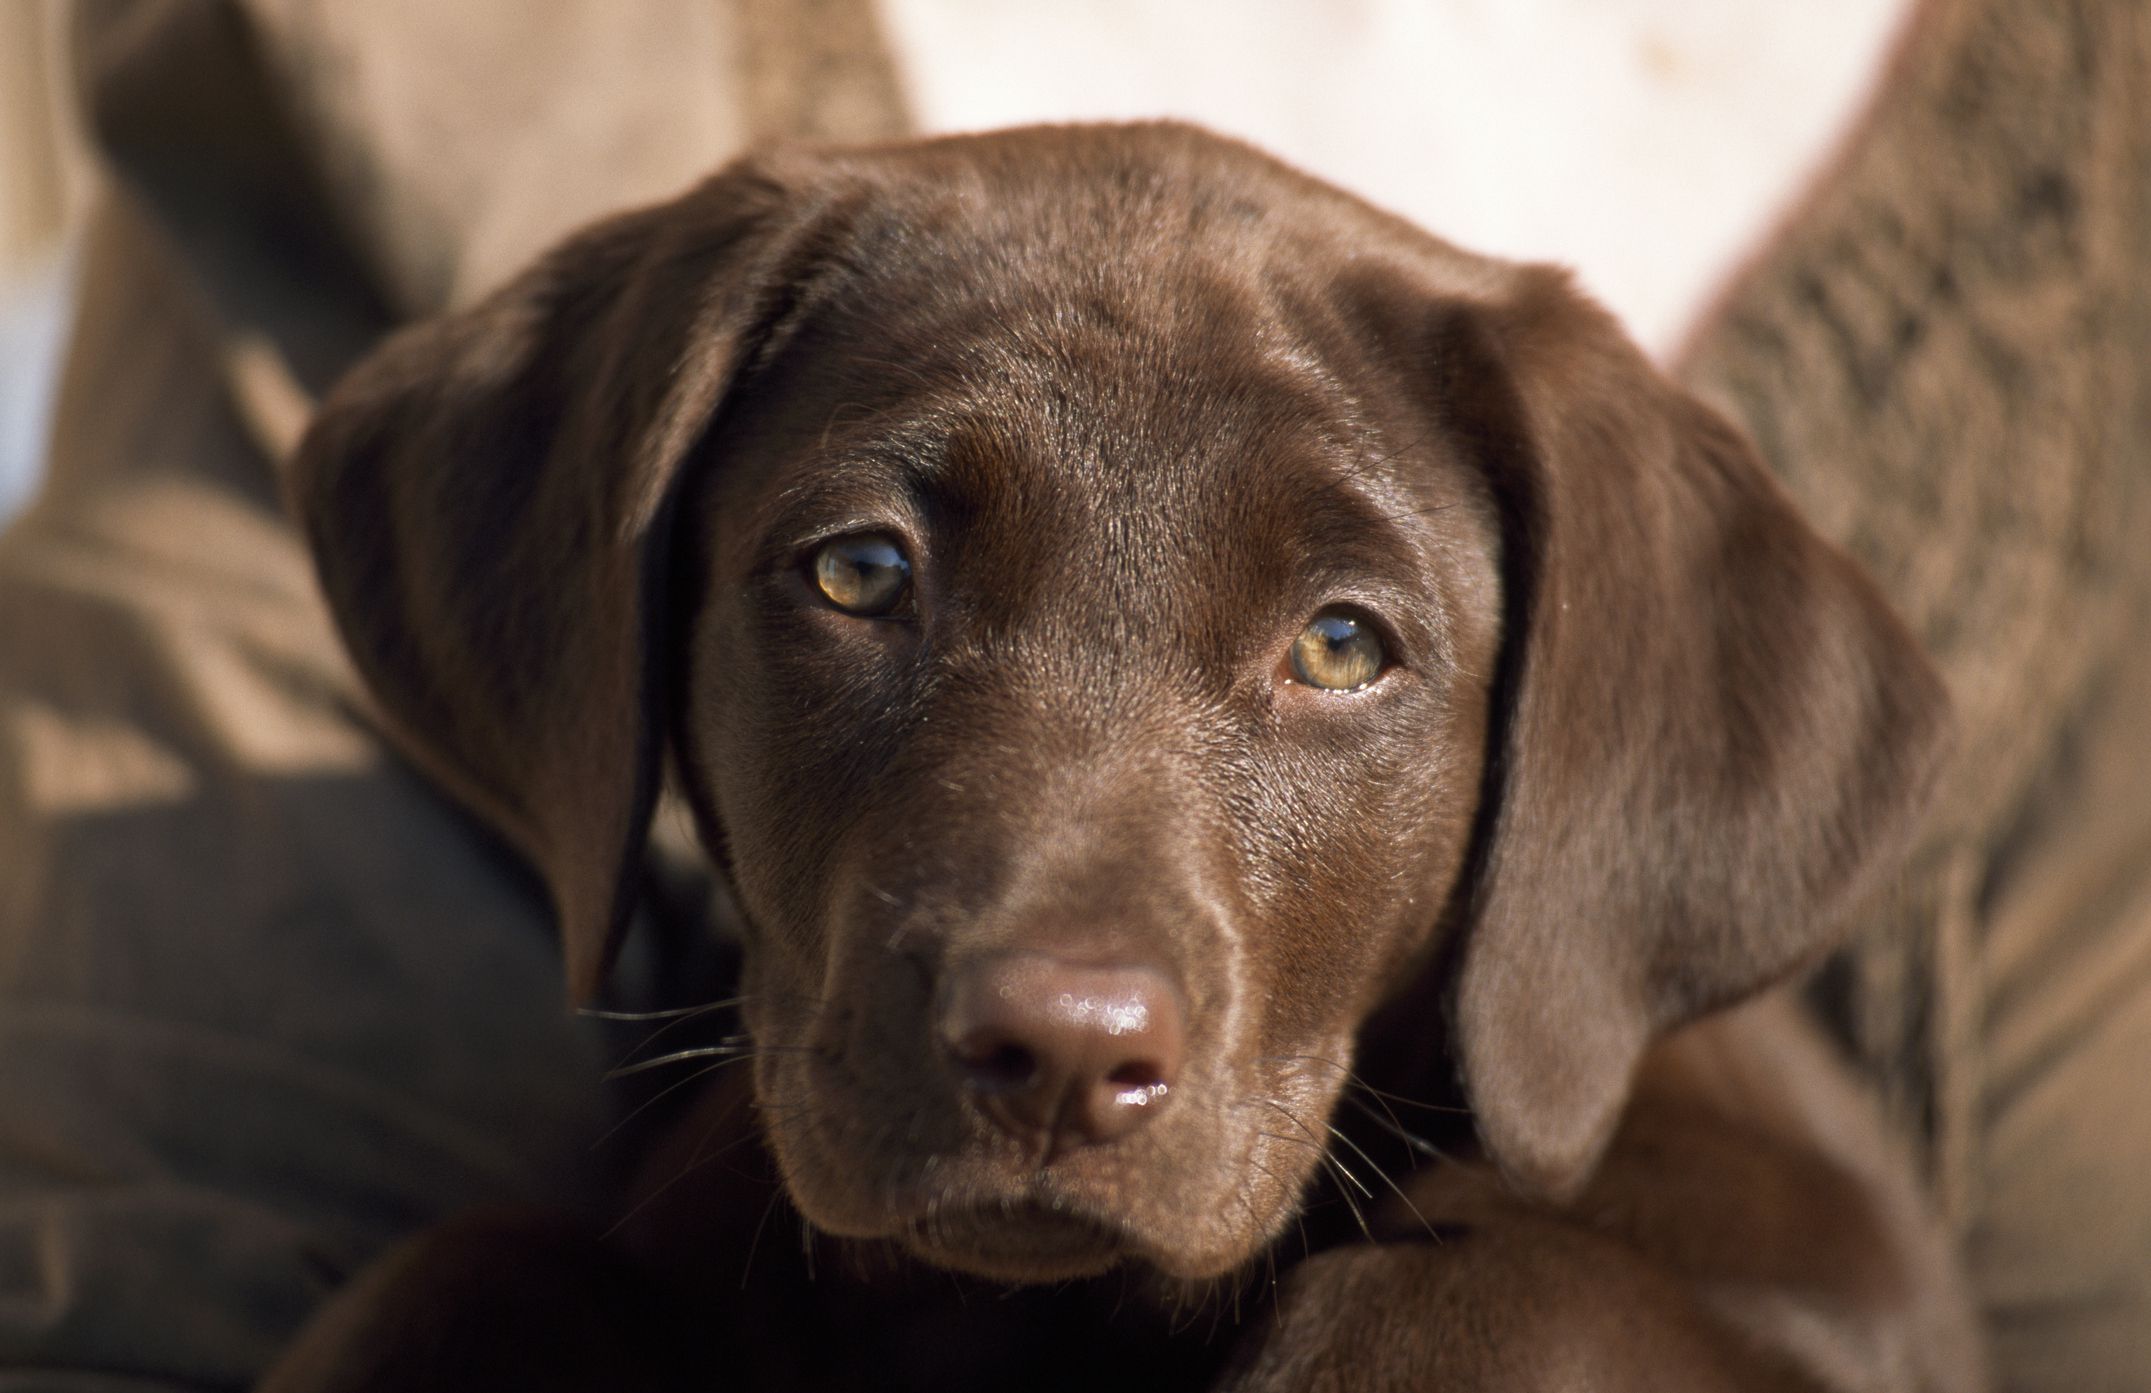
[810, 533, 912, 616]
[1289, 609, 1387, 691]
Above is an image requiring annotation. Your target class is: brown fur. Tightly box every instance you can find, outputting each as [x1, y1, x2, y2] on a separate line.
[268, 123, 1977, 1391]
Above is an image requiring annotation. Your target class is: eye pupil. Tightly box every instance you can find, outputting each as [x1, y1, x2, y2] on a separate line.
[812, 534, 911, 616]
[1290, 609, 1386, 691]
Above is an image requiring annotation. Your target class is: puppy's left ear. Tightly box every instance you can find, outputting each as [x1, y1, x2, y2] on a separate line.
[293, 156, 843, 999]
[1397, 268, 1951, 1201]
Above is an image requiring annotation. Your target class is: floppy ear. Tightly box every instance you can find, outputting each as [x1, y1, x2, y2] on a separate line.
[1431, 269, 1951, 1201]
[292, 157, 838, 999]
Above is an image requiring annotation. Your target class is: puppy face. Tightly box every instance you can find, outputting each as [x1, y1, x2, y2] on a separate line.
[295, 124, 1947, 1289]
[675, 227, 1501, 1276]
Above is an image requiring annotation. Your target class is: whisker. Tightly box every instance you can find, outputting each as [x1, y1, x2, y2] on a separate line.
[1327, 1121, 1435, 1239]
[598, 998, 750, 1076]
[1260, 1100, 1373, 1198]
[1259, 1095, 1381, 1246]
[1259, 1128, 1374, 1242]
[604, 1041, 755, 1080]
[1344, 1079, 1419, 1167]
[1349, 1083, 1471, 1117]
[600, 1088, 756, 1241]
[591, 1054, 758, 1151]
[1256, 1053, 1472, 1116]
[1343, 1091, 1458, 1163]
[577, 995, 747, 1022]
[741, 1185, 788, 1289]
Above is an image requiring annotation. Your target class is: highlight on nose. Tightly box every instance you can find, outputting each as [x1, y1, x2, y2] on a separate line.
[938, 952, 1186, 1157]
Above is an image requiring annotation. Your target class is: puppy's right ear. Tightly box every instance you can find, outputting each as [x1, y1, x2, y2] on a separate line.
[293, 157, 840, 999]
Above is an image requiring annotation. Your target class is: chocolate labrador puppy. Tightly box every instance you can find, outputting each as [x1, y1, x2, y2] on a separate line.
[271, 123, 1983, 1390]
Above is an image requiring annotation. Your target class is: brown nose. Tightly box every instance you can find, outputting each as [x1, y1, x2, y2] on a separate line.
[939, 953, 1185, 1156]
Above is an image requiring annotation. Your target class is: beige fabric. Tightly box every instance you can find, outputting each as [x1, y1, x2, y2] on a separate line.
[0, 192, 613, 1388]
[1971, 637, 2151, 1388]
[0, 3, 73, 274]
[240, 0, 749, 317]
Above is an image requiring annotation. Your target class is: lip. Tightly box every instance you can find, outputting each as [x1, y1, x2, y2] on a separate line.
[900, 1198, 1130, 1282]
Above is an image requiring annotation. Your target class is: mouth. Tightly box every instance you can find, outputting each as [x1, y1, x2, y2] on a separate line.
[900, 1197, 1131, 1282]
[753, 1027, 1346, 1285]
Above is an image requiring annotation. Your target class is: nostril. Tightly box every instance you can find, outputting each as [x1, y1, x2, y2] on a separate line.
[1106, 1060, 1166, 1094]
[939, 952, 1187, 1149]
[955, 1036, 1040, 1092]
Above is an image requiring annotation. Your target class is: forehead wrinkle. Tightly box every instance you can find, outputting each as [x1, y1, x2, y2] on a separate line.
[966, 317, 1429, 574]
[765, 227, 1459, 646]
[747, 410, 953, 549]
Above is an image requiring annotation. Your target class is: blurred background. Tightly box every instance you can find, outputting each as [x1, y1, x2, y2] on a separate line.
[0, 0, 1907, 527]
[0, 2, 86, 524]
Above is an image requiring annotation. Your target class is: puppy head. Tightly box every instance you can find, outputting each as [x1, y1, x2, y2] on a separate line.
[295, 124, 1947, 1281]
